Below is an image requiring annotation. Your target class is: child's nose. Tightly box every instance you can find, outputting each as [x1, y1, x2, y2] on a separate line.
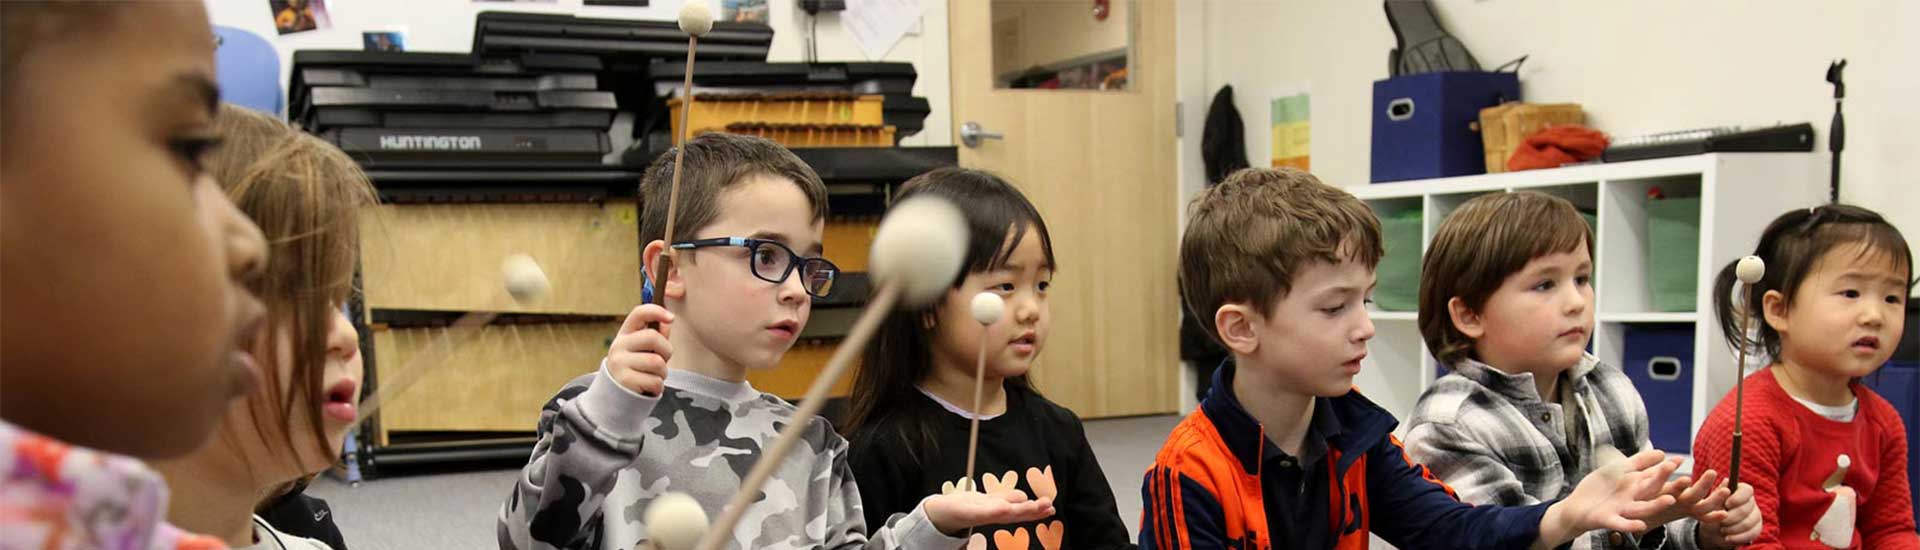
[210, 181, 268, 282]
[328, 309, 360, 361]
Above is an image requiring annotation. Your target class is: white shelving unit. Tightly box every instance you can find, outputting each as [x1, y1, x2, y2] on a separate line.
[1348, 154, 1824, 457]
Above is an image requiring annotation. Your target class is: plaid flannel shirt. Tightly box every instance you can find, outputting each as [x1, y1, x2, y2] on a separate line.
[1404, 353, 1704, 550]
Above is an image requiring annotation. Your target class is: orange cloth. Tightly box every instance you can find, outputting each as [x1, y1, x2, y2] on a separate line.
[1506, 125, 1609, 171]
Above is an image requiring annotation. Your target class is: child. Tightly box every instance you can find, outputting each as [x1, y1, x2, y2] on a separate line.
[843, 168, 1134, 550]
[1, 3, 269, 548]
[1142, 168, 1685, 550]
[499, 134, 1055, 550]
[152, 105, 376, 550]
[1694, 204, 1917, 548]
[1402, 191, 1761, 549]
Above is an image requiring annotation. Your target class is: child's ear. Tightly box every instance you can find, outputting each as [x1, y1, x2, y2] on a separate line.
[642, 240, 688, 299]
[1761, 289, 1791, 335]
[1447, 297, 1486, 339]
[1214, 303, 1260, 355]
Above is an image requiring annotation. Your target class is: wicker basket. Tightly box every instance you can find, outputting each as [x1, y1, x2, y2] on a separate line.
[1478, 102, 1586, 173]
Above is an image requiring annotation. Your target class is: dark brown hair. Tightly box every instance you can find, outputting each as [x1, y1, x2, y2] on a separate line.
[1417, 192, 1592, 367]
[841, 168, 1055, 459]
[210, 104, 375, 468]
[1715, 204, 1913, 362]
[1178, 167, 1383, 345]
[639, 133, 828, 249]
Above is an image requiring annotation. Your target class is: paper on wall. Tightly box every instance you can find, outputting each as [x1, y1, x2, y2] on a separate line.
[843, 0, 924, 60]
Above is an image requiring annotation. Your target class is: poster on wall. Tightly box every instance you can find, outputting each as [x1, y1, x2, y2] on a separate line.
[1271, 90, 1311, 171]
[363, 31, 406, 52]
[268, 0, 330, 35]
[723, 0, 770, 23]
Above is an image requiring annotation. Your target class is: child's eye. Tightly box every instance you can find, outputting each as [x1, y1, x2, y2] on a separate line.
[1575, 275, 1592, 287]
[1840, 289, 1862, 299]
[1532, 280, 1555, 292]
[170, 135, 222, 178]
[1037, 281, 1051, 293]
[995, 283, 1016, 293]
[1889, 294, 1906, 305]
[1323, 304, 1346, 315]
[754, 249, 782, 267]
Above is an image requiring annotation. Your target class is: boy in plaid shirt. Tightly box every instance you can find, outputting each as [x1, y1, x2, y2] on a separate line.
[1402, 192, 1762, 549]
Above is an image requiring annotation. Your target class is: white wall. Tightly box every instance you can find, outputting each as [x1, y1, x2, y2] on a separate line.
[1185, 0, 1918, 268]
[207, 0, 953, 147]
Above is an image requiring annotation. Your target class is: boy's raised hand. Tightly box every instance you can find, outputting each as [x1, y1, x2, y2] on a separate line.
[1693, 481, 1761, 549]
[608, 304, 674, 396]
[923, 489, 1056, 536]
[1644, 469, 1729, 530]
[1537, 449, 1681, 549]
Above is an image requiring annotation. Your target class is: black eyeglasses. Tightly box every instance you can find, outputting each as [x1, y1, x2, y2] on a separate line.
[671, 237, 839, 298]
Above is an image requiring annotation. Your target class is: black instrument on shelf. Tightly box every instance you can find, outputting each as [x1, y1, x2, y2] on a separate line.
[1602, 123, 1815, 163]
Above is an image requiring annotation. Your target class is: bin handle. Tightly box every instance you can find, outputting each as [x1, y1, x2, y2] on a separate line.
[1648, 357, 1683, 381]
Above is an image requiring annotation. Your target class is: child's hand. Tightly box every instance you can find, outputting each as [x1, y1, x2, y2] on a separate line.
[608, 304, 673, 396]
[1644, 469, 1728, 529]
[1538, 450, 1680, 548]
[1694, 482, 1761, 549]
[923, 489, 1056, 536]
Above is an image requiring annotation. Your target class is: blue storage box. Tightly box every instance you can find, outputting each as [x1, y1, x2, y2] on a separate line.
[1623, 324, 1695, 454]
[1370, 71, 1519, 183]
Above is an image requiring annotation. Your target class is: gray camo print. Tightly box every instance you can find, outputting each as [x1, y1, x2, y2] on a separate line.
[498, 368, 960, 550]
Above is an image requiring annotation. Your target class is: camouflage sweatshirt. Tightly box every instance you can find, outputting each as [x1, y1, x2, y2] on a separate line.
[498, 365, 966, 550]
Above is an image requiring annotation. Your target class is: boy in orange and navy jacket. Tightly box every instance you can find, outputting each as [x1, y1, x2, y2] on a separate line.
[1140, 168, 1692, 550]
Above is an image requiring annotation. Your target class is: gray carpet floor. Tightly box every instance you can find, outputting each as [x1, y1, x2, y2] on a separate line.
[308, 414, 1182, 550]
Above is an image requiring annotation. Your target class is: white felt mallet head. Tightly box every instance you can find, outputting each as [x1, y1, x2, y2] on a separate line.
[869, 197, 969, 306]
[643, 492, 709, 550]
[678, 1, 715, 37]
[970, 292, 1005, 325]
[1736, 255, 1766, 284]
[503, 254, 550, 304]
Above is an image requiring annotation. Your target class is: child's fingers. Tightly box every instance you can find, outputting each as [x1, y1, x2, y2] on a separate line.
[618, 304, 674, 337]
[1722, 507, 1762, 543]
[1619, 449, 1669, 472]
[1725, 482, 1755, 508]
[1596, 516, 1649, 535]
[988, 489, 1032, 504]
[1680, 470, 1720, 502]
[1691, 486, 1732, 516]
[1696, 510, 1728, 524]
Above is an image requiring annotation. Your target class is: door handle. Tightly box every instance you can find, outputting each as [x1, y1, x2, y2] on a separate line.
[960, 121, 1004, 148]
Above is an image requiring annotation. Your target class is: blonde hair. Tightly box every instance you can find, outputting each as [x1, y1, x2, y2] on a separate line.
[1179, 167, 1383, 344]
[210, 104, 375, 467]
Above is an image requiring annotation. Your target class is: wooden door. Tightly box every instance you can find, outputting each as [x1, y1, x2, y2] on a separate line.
[948, 0, 1179, 418]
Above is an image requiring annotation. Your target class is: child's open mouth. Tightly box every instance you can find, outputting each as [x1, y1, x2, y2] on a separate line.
[1009, 331, 1037, 355]
[767, 320, 799, 340]
[323, 379, 359, 423]
[1852, 336, 1882, 353]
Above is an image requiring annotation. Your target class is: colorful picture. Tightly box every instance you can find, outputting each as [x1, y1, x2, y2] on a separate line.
[268, 0, 330, 35]
[724, 0, 770, 23]
[362, 31, 405, 52]
[1271, 91, 1311, 170]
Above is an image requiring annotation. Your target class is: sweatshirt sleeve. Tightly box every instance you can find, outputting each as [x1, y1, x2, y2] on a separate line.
[1368, 434, 1551, 550]
[824, 429, 968, 550]
[1862, 400, 1920, 550]
[1056, 412, 1137, 549]
[498, 363, 659, 550]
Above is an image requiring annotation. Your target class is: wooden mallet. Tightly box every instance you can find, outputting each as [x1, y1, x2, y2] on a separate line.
[1729, 255, 1766, 489]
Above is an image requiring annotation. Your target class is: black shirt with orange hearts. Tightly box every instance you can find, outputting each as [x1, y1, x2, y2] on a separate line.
[848, 385, 1137, 550]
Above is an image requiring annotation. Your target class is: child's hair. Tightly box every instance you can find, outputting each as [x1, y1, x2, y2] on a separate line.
[1714, 204, 1914, 362]
[1178, 167, 1382, 345]
[842, 168, 1056, 454]
[1418, 192, 1593, 367]
[209, 104, 376, 466]
[638, 133, 829, 246]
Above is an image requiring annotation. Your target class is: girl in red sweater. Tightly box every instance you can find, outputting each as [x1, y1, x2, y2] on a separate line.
[1695, 204, 1916, 549]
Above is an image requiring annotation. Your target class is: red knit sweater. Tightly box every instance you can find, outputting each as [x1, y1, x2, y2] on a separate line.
[1693, 368, 1919, 549]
